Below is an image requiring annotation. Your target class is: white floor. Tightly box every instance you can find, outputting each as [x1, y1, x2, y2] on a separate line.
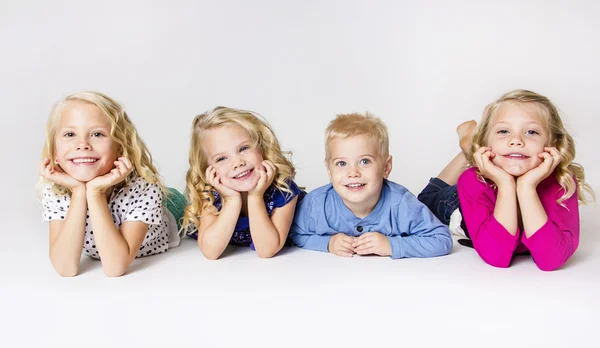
[2, 205, 599, 348]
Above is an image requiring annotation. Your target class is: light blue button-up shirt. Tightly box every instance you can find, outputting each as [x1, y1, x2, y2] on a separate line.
[290, 180, 452, 259]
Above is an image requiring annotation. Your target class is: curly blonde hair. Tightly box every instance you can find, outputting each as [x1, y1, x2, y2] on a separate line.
[182, 107, 297, 232]
[38, 91, 165, 196]
[468, 89, 594, 205]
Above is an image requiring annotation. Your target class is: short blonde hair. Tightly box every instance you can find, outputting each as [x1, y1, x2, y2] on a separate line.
[182, 107, 297, 232]
[38, 91, 164, 196]
[469, 89, 594, 205]
[325, 112, 389, 161]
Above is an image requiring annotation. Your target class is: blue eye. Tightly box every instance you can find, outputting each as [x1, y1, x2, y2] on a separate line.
[359, 158, 371, 165]
[240, 145, 249, 152]
[497, 130, 509, 134]
[92, 131, 104, 137]
[64, 132, 74, 137]
[526, 130, 539, 135]
[215, 157, 226, 163]
[335, 161, 346, 167]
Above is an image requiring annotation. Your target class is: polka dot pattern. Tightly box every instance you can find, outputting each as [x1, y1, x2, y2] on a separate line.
[41, 177, 172, 259]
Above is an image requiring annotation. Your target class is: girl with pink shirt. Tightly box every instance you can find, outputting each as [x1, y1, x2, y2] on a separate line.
[418, 89, 594, 271]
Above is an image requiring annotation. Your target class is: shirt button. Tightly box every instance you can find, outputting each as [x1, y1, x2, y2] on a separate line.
[356, 226, 363, 232]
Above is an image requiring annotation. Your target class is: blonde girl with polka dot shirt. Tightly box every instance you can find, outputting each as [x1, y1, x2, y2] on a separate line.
[38, 91, 185, 277]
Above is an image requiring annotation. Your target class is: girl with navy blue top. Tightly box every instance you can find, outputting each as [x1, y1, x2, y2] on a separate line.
[182, 107, 305, 259]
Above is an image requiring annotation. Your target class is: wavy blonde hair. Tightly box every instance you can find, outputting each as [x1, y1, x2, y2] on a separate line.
[38, 91, 165, 197]
[325, 112, 389, 162]
[468, 89, 594, 205]
[182, 107, 297, 232]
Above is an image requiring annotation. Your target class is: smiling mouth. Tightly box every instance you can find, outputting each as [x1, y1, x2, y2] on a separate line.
[233, 169, 253, 179]
[71, 158, 98, 164]
[503, 154, 530, 160]
[345, 183, 365, 189]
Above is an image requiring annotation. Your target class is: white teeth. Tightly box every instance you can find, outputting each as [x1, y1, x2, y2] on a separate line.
[234, 170, 251, 178]
[508, 154, 525, 158]
[346, 183, 364, 188]
[72, 158, 97, 163]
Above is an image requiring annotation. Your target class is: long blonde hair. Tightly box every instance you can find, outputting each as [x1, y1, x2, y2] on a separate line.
[38, 91, 165, 196]
[182, 107, 297, 232]
[468, 89, 594, 205]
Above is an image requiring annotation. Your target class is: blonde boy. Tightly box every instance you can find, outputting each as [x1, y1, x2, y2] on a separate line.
[290, 113, 452, 258]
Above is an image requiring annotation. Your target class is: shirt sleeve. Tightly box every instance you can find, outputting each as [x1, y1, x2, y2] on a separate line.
[41, 185, 69, 222]
[389, 191, 453, 259]
[521, 178, 580, 271]
[289, 191, 331, 252]
[124, 180, 163, 226]
[457, 169, 520, 268]
[272, 180, 304, 208]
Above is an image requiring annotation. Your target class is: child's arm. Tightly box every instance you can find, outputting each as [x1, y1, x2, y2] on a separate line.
[517, 148, 578, 271]
[48, 188, 87, 277]
[195, 166, 242, 260]
[457, 169, 520, 268]
[248, 195, 298, 258]
[289, 192, 334, 252]
[40, 159, 87, 277]
[386, 193, 453, 259]
[85, 158, 148, 276]
[247, 161, 297, 258]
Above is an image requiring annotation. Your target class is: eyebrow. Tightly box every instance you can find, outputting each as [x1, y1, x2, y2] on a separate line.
[59, 125, 111, 130]
[331, 154, 376, 161]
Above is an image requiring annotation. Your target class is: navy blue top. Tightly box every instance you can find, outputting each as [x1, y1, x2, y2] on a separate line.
[190, 180, 305, 249]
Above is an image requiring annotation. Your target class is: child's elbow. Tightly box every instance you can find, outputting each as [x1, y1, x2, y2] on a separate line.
[51, 259, 79, 277]
[255, 244, 281, 259]
[480, 252, 512, 268]
[256, 249, 278, 259]
[55, 266, 79, 277]
[102, 263, 129, 277]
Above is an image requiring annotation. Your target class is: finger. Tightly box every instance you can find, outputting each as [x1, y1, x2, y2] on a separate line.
[355, 241, 372, 252]
[340, 239, 354, 250]
[39, 159, 50, 175]
[120, 157, 133, 171]
[356, 245, 375, 255]
[545, 147, 562, 163]
[334, 248, 353, 257]
[262, 161, 274, 179]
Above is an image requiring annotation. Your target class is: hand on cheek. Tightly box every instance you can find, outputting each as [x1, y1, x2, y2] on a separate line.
[205, 166, 240, 199]
[39, 158, 85, 191]
[518, 147, 562, 188]
[87, 157, 134, 194]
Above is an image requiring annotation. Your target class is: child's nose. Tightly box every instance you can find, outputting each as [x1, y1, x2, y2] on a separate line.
[76, 141, 91, 151]
[233, 158, 246, 170]
[347, 165, 361, 177]
[508, 136, 524, 147]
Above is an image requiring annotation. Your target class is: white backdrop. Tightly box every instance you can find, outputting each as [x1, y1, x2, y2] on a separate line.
[1, 1, 599, 347]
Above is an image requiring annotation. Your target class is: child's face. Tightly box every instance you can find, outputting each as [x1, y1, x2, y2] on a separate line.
[486, 102, 550, 177]
[326, 135, 392, 214]
[203, 125, 264, 192]
[54, 101, 120, 183]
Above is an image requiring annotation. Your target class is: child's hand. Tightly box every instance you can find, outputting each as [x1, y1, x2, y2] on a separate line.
[87, 157, 133, 194]
[205, 165, 241, 200]
[328, 233, 355, 257]
[352, 232, 392, 257]
[248, 160, 277, 197]
[39, 158, 85, 192]
[473, 146, 514, 187]
[517, 147, 562, 188]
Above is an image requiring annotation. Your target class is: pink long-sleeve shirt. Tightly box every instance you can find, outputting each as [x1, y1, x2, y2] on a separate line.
[457, 167, 580, 271]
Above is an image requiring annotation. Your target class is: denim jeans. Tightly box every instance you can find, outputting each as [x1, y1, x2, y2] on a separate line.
[417, 177, 460, 225]
[418, 177, 472, 246]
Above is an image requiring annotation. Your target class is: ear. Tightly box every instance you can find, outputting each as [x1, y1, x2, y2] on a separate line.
[383, 155, 392, 179]
[325, 159, 333, 182]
